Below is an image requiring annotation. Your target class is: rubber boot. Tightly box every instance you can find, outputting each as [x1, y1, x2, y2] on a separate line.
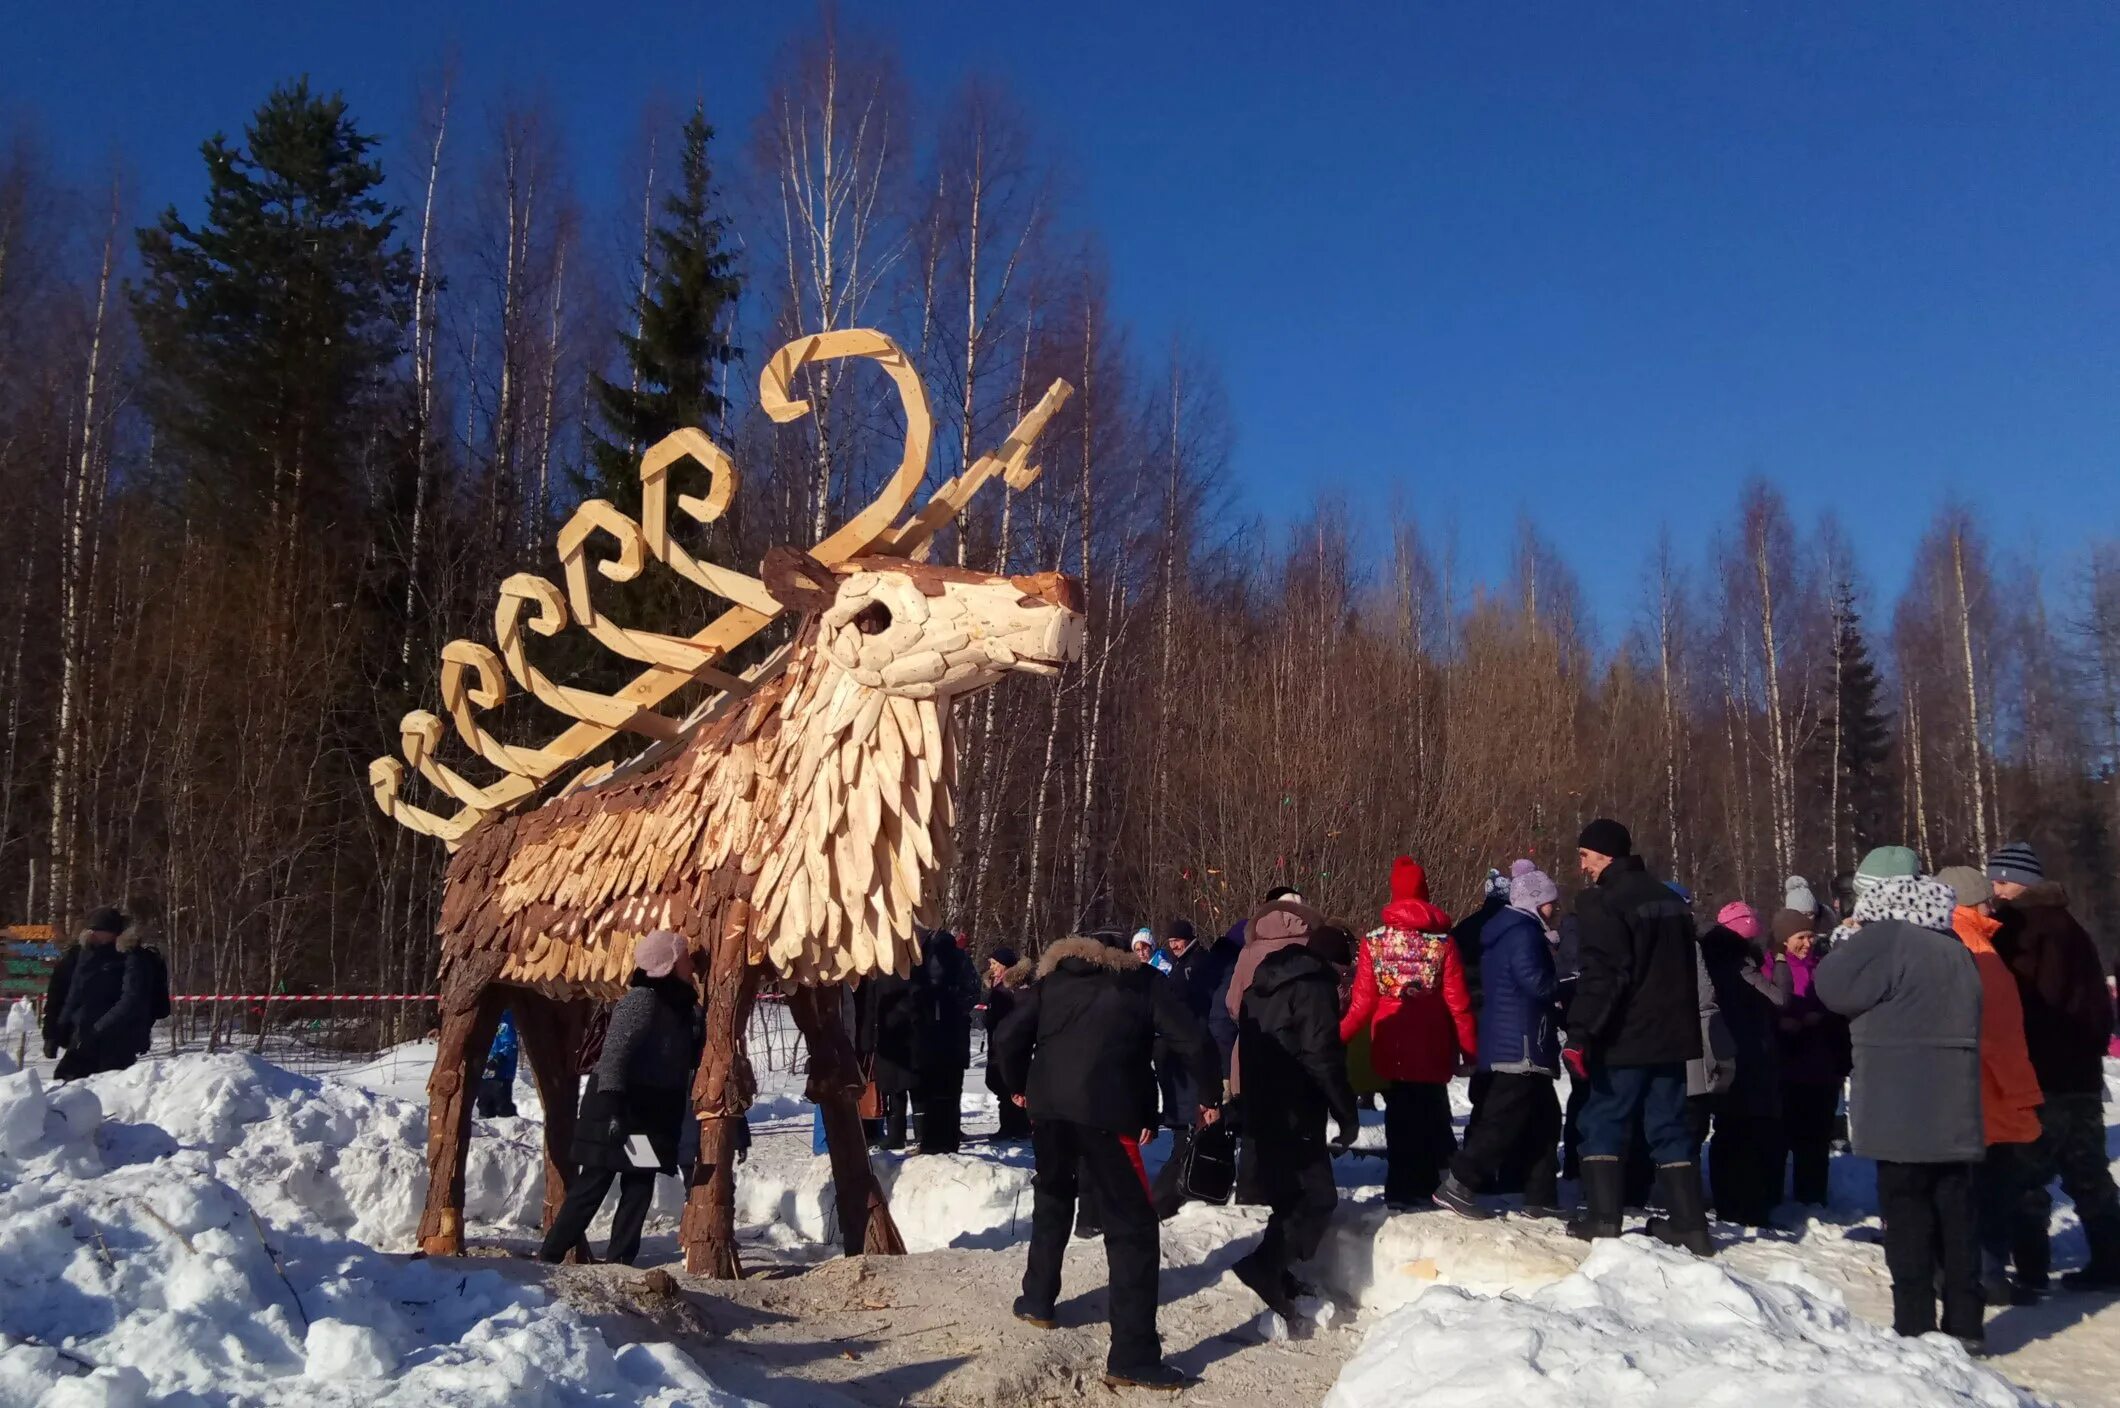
[1645, 1161, 1716, 1256]
[1567, 1155, 1624, 1242]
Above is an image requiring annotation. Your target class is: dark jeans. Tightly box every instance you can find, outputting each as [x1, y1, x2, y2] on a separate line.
[1245, 1138, 1338, 1281]
[538, 1165, 657, 1266]
[1979, 1140, 2039, 1280]
[1876, 1160, 1982, 1340]
[2019, 1092, 2120, 1278]
[1580, 1060, 1692, 1165]
[878, 1091, 910, 1150]
[1781, 1081, 1840, 1205]
[1562, 1071, 1588, 1180]
[1383, 1081, 1456, 1205]
[475, 1076, 516, 1118]
[918, 1071, 964, 1154]
[1023, 1119, 1161, 1371]
[1452, 1071, 1560, 1206]
[1707, 1102, 1785, 1227]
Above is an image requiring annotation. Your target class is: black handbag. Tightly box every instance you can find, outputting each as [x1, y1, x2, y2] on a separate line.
[1179, 1121, 1238, 1205]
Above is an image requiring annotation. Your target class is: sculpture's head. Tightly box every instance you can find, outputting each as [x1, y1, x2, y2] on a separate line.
[763, 546, 1085, 699]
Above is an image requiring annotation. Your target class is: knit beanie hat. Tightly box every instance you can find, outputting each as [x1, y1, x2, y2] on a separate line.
[1576, 818, 1633, 859]
[1936, 865, 1992, 909]
[1715, 901, 1763, 942]
[1164, 918, 1196, 943]
[1784, 875, 1818, 916]
[634, 929, 684, 979]
[84, 906, 129, 936]
[1389, 856, 1431, 905]
[1131, 928, 1156, 952]
[1769, 908, 1814, 946]
[1482, 868, 1510, 899]
[1985, 841, 2043, 888]
[1507, 858, 1559, 911]
[1853, 846, 1922, 896]
[989, 945, 1021, 969]
[1265, 885, 1302, 904]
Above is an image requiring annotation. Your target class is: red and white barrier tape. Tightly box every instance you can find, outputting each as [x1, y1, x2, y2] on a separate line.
[170, 994, 437, 1004]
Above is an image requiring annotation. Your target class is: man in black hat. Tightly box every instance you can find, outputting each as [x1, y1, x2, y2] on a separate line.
[1563, 819, 1712, 1254]
[45, 906, 169, 1078]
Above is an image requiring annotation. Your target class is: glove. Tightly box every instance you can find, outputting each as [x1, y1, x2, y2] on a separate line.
[1562, 1046, 1589, 1080]
[1332, 1121, 1360, 1152]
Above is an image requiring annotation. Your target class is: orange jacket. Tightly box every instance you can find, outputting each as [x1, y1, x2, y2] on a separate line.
[1951, 906, 2043, 1146]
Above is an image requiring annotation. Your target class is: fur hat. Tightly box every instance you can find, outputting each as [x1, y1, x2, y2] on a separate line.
[1715, 901, 1763, 942]
[634, 929, 684, 979]
[1936, 865, 1992, 910]
[1507, 858, 1559, 911]
[1576, 818, 1632, 859]
[1389, 856, 1431, 905]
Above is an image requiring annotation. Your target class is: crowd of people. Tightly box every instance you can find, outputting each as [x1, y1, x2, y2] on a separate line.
[990, 823, 2119, 1388]
[29, 822, 2117, 1390]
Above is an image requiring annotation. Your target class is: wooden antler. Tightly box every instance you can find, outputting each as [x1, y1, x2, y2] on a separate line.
[369, 328, 1073, 846]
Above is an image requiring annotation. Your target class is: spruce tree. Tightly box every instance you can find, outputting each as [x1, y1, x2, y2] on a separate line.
[1830, 585, 1894, 864]
[132, 80, 413, 540]
[585, 101, 741, 516]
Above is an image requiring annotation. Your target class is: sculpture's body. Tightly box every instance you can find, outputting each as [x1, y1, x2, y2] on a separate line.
[372, 330, 1081, 1275]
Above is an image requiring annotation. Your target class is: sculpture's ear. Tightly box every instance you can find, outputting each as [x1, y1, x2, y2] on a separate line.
[762, 545, 840, 615]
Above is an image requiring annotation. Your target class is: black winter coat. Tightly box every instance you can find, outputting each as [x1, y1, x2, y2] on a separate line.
[1568, 856, 1704, 1068]
[51, 941, 165, 1074]
[1992, 883, 2115, 1095]
[1451, 893, 1507, 1013]
[992, 936, 1219, 1135]
[1237, 945, 1359, 1147]
[573, 973, 702, 1173]
[1168, 935, 1237, 1026]
[1697, 925, 1792, 1115]
[856, 974, 920, 1094]
[911, 941, 979, 1078]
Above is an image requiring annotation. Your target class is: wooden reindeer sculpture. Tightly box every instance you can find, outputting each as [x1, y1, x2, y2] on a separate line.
[370, 329, 1082, 1276]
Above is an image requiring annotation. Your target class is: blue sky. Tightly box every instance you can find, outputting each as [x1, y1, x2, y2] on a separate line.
[5, 1, 2116, 638]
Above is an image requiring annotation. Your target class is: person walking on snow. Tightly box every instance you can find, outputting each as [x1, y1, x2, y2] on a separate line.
[1936, 865, 2046, 1306]
[1984, 841, 2120, 1293]
[1208, 886, 1303, 1077]
[1435, 859, 1564, 1220]
[47, 907, 170, 1079]
[1767, 909, 1850, 1207]
[539, 930, 701, 1267]
[1229, 909, 1360, 1320]
[994, 932, 1221, 1393]
[1563, 819, 1712, 1254]
[1814, 870, 1986, 1349]
[1336, 858, 1477, 1208]
[1698, 901, 1792, 1229]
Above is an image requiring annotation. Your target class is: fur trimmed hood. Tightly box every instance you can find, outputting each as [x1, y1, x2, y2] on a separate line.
[1037, 934, 1142, 979]
[998, 957, 1036, 989]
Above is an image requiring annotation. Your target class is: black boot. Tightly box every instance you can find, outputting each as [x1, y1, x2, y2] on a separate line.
[2013, 1224, 2051, 1297]
[1646, 1161, 1715, 1257]
[1568, 1156, 1624, 1242]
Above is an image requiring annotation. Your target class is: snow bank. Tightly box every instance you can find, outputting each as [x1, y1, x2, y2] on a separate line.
[0, 1055, 755, 1406]
[1325, 1239, 2039, 1408]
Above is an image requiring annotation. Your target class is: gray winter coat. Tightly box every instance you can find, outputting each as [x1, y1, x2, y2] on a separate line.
[1813, 917, 1984, 1164]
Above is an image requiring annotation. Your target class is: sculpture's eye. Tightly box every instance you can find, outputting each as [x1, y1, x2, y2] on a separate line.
[853, 601, 893, 636]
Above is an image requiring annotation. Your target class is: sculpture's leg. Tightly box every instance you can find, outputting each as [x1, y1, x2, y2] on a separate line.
[417, 978, 505, 1256]
[681, 928, 758, 1278]
[512, 989, 590, 1255]
[788, 983, 907, 1257]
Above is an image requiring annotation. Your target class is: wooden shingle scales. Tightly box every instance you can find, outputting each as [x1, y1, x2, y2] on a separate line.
[375, 329, 1084, 1276]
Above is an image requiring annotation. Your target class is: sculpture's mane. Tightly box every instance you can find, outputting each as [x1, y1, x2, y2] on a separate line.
[439, 615, 950, 991]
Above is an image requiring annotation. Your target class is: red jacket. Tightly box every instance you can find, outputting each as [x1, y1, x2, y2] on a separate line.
[1339, 858, 1477, 1084]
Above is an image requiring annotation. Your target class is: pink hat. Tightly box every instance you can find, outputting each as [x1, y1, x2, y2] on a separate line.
[634, 930, 684, 979]
[1715, 902, 1762, 942]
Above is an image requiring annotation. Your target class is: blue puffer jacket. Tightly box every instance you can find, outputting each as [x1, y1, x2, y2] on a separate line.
[1476, 905, 1560, 1074]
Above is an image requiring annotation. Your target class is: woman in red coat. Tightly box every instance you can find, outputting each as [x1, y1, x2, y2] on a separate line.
[1341, 857, 1479, 1208]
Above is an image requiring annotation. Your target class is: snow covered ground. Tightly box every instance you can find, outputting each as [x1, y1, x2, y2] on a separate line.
[3, 993, 2115, 1406]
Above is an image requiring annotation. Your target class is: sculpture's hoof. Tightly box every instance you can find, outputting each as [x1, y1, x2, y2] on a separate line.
[419, 1233, 463, 1257]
